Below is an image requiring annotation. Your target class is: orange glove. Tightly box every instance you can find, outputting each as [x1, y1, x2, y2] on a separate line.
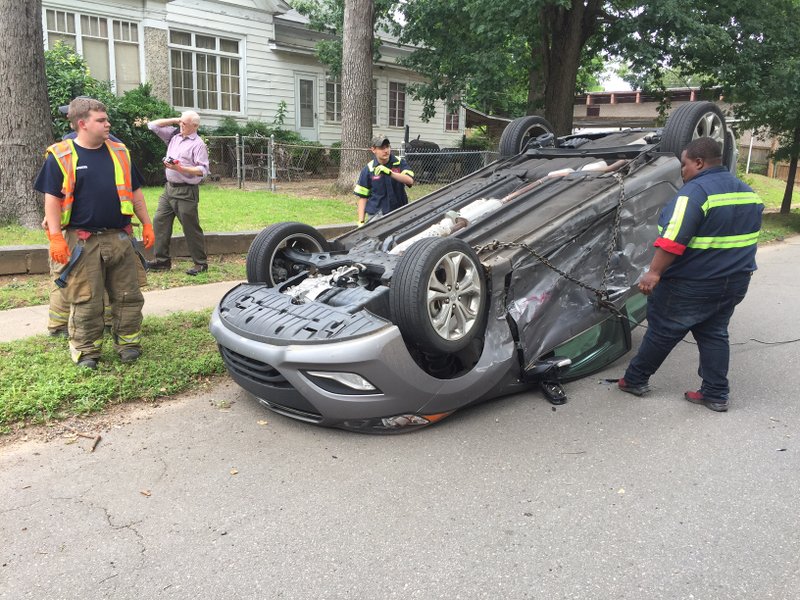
[47, 231, 70, 264]
[142, 223, 155, 249]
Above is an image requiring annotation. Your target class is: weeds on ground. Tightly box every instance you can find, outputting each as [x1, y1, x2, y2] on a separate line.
[761, 211, 800, 243]
[0, 310, 224, 431]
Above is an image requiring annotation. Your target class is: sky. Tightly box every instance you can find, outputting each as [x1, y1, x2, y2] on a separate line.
[600, 70, 633, 92]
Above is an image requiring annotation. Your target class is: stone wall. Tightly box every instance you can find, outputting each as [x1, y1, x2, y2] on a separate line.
[144, 27, 170, 103]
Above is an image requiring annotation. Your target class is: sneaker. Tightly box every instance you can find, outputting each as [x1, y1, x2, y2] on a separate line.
[146, 259, 172, 271]
[618, 378, 651, 396]
[77, 357, 98, 370]
[119, 347, 142, 364]
[685, 390, 728, 412]
[186, 264, 208, 276]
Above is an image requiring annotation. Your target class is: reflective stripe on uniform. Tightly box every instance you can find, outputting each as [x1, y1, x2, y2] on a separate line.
[69, 339, 104, 363]
[687, 231, 760, 249]
[353, 184, 370, 197]
[661, 195, 689, 241]
[116, 330, 142, 345]
[701, 191, 762, 215]
[48, 308, 69, 326]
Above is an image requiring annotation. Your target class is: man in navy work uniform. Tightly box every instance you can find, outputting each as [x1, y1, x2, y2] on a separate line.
[353, 135, 414, 226]
[618, 137, 763, 412]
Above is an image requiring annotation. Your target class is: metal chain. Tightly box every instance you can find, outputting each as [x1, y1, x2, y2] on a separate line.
[474, 171, 628, 315]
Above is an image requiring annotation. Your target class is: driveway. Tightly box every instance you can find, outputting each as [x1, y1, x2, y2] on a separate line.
[1, 240, 799, 600]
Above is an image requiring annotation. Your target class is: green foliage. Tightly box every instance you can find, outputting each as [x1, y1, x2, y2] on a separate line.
[44, 43, 177, 185]
[209, 117, 308, 144]
[397, 0, 607, 124]
[612, 0, 800, 212]
[291, 0, 397, 76]
[273, 100, 288, 126]
[44, 42, 115, 139]
[117, 85, 177, 185]
[462, 128, 494, 150]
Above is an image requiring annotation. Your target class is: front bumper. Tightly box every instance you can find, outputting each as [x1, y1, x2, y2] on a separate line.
[209, 298, 518, 432]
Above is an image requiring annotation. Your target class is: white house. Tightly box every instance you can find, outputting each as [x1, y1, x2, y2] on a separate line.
[41, 0, 466, 147]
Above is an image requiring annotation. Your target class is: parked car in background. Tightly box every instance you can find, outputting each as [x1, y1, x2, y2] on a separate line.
[210, 102, 736, 433]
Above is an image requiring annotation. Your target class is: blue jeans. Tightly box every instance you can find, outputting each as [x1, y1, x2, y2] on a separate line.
[623, 273, 752, 402]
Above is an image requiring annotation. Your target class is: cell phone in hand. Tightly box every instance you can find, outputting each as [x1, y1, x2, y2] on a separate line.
[163, 157, 180, 165]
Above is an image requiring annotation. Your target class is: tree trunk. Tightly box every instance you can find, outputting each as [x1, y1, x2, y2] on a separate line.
[336, 0, 374, 193]
[540, 0, 602, 135]
[780, 126, 800, 214]
[525, 35, 546, 114]
[0, 0, 53, 227]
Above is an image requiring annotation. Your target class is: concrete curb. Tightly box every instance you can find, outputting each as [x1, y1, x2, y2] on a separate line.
[0, 223, 355, 276]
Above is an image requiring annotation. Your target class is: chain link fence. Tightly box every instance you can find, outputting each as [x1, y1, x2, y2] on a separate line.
[205, 134, 499, 190]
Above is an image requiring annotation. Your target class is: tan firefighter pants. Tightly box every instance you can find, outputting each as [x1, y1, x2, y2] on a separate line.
[52, 229, 145, 362]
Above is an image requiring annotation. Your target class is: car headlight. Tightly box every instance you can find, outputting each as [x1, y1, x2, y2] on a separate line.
[304, 370, 379, 394]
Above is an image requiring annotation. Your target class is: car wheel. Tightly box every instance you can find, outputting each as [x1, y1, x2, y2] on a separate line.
[390, 237, 487, 354]
[499, 115, 556, 157]
[246, 222, 327, 285]
[661, 101, 728, 163]
[723, 128, 738, 173]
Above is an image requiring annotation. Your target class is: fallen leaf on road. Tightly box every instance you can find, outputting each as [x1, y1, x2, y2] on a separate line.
[140, 490, 151, 497]
[257, 420, 269, 426]
[230, 468, 238, 475]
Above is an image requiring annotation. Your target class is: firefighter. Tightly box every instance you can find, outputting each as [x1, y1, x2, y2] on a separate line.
[34, 97, 155, 369]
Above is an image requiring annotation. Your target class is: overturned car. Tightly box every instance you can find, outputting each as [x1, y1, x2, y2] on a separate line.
[210, 101, 735, 433]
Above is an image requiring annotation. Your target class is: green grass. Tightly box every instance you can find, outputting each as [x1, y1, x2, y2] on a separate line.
[1, 182, 442, 247]
[0, 310, 224, 432]
[0, 255, 246, 310]
[741, 172, 798, 210]
[3, 184, 358, 246]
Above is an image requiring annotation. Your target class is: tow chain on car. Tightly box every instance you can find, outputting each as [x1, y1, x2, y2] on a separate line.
[474, 172, 628, 319]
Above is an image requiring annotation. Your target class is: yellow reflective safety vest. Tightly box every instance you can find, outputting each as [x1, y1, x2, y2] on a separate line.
[45, 139, 135, 226]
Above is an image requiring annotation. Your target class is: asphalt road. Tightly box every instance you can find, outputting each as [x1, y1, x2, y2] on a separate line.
[2, 240, 798, 600]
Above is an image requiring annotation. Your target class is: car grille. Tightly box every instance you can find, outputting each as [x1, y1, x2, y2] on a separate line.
[219, 346, 323, 420]
[220, 346, 291, 388]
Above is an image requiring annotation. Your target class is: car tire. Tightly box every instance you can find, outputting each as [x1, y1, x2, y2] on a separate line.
[723, 128, 738, 172]
[390, 237, 487, 354]
[661, 101, 729, 163]
[246, 222, 327, 285]
[499, 115, 556, 157]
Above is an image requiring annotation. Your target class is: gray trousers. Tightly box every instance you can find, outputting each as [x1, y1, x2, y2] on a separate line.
[153, 182, 207, 265]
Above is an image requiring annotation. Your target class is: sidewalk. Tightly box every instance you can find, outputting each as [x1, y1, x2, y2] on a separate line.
[0, 280, 241, 343]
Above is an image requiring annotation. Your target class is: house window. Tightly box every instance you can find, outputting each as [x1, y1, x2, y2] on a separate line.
[326, 78, 342, 122]
[169, 30, 241, 112]
[327, 78, 377, 124]
[389, 82, 406, 128]
[80, 15, 110, 82]
[45, 10, 76, 47]
[445, 104, 460, 132]
[113, 20, 140, 93]
[44, 10, 141, 94]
